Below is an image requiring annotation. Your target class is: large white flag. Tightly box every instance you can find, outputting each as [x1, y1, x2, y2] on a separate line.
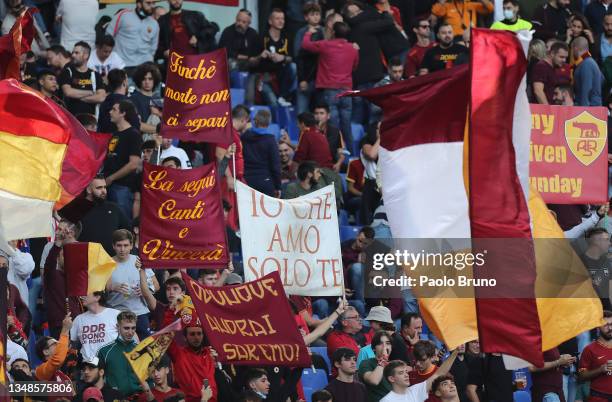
[236, 181, 344, 296]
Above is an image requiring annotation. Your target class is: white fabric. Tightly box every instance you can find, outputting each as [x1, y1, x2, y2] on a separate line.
[70, 307, 121, 360]
[56, 0, 97, 50]
[8, 250, 35, 306]
[0, 189, 54, 241]
[380, 142, 471, 238]
[237, 181, 344, 296]
[87, 51, 126, 77]
[380, 382, 429, 402]
[161, 145, 192, 169]
[7, 338, 28, 366]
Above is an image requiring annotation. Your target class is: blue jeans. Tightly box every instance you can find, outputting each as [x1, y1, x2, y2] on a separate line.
[136, 314, 151, 341]
[544, 392, 562, 402]
[107, 183, 133, 222]
[296, 80, 315, 115]
[351, 81, 376, 126]
[349, 263, 364, 303]
[322, 89, 353, 155]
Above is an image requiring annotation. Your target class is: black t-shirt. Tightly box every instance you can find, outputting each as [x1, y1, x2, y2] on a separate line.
[580, 252, 611, 299]
[97, 94, 140, 133]
[103, 126, 142, 188]
[78, 201, 130, 255]
[325, 378, 368, 402]
[420, 44, 469, 73]
[450, 357, 470, 402]
[324, 124, 343, 163]
[256, 31, 291, 74]
[58, 65, 104, 116]
[467, 354, 513, 402]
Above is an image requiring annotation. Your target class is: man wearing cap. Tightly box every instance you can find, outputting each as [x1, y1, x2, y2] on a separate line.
[34, 313, 73, 382]
[75, 356, 123, 402]
[163, 314, 217, 402]
[97, 311, 142, 398]
[82, 387, 104, 402]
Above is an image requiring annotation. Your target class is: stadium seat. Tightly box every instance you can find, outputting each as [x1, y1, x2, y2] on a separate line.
[338, 209, 349, 226]
[230, 88, 245, 108]
[250, 105, 272, 122]
[513, 391, 531, 402]
[276, 105, 300, 142]
[310, 347, 332, 375]
[302, 368, 329, 402]
[351, 123, 365, 155]
[230, 71, 249, 89]
[340, 225, 361, 242]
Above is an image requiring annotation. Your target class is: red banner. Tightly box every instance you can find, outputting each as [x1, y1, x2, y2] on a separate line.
[139, 162, 228, 268]
[183, 271, 312, 367]
[191, 0, 238, 4]
[161, 48, 232, 143]
[530, 104, 608, 204]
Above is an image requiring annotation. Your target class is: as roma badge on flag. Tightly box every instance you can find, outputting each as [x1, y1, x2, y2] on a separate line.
[564, 111, 607, 166]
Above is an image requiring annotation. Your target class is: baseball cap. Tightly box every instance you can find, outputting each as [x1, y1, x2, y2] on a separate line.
[365, 306, 394, 324]
[83, 387, 103, 401]
[82, 356, 103, 369]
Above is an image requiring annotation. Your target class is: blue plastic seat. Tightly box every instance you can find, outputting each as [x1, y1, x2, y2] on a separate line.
[513, 368, 532, 390]
[250, 105, 272, 122]
[302, 368, 329, 402]
[230, 71, 249, 89]
[310, 347, 332, 375]
[513, 391, 531, 402]
[230, 88, 245, 108]
[340, 225, 361, 242]
[338, 209, 349, 226]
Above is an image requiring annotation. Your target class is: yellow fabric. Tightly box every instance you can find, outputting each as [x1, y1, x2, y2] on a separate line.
[419, 298, 478, 349]
[528, 184, 603, 350]
[125, 331, 175, 382]
[87, 243, 117, 294]
[0, 130, 66, 202]
[431, 1, 494, 36]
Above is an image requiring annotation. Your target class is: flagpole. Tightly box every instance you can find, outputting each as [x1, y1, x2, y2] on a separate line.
[156, 144, 161, 165]
[65, 297, 70, 314]
[232, 152, 236, 193]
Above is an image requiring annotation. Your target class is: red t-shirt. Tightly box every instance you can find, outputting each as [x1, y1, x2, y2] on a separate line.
[216, 128, 245, 179]
[579, 341, 612, 395]
[531, 60, 570, 104]
[404, 42, 436, 78]
[346, 159, 365, 193]
[170, 14, 194, 55]
[138, 387, 182, 402]
[294, 127, 334, 169]
[409, 365, 437, 385]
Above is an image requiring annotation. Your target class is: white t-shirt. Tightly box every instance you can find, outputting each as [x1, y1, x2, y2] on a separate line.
[56, 0, 97, 50]
[161, 145, 192, 169]
[87, 51, 126, 77]
[380, 382, 429, 402]
[70, 307, 121, 360]
[106, 254, 151, 316]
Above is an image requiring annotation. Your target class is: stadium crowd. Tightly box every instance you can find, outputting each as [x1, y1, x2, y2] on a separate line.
[2, 0, 612, 401]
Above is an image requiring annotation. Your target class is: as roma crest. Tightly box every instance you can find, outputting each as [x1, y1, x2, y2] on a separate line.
[564, 111, 606, 166]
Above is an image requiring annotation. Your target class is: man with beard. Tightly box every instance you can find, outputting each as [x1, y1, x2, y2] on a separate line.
[552, 84, 574, 106]
[157, 0, 218, 60]
[283, 161, 321, 199]
[75, 357, 123, 402]
[532, 0, 573, 41]
[419, 23, 469, 75]
[106, 0, 159, 74]
[580, 228, 612, 310]
[79, 175, 131, 255]
[58, 41, 106, 117]
[279, 142, 298, 184]
[219, 9, 262, 72]
[165, 320, 217, 402]
[579, 310, 612, 399]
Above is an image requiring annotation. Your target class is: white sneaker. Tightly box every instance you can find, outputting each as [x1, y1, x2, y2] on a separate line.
[278, 97, 292, 107]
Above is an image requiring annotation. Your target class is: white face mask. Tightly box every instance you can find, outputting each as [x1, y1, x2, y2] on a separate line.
[503, 9, 515, 20]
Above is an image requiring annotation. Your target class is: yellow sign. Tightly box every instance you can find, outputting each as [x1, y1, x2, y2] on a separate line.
[564, 111, 606, 166]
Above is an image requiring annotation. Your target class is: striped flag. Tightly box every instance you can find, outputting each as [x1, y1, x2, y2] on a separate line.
[0, 9, 35, 80]
[63, 242, 117, 296]
[348, 28, 602, 366]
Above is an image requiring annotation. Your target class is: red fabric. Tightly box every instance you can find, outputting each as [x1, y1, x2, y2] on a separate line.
[293, 127, 334, 169]
[579, 341, 612, 394]
[0, 8, 35, 80]
[167, 341, 218, 402]
[217, 128, 244, 231]
[0, 79, 72, 144]
[182, 271, 312, 367]
[469, 28, 543, 366]
[326, 330, 360, 362]
[404, 42, 436, 78]
[57, 128, 111, 209]
[139, 162, 229, 268]
[138, 387, 182, 402]
[409, 365, 437, 384]
[161, 48, 232, 143]
[63, 242, 90, 297]
[170, 14, 193, 55]
[345, 65, 469, 151]
[301, 32, 359, 90]
[346, 159, 365, 192]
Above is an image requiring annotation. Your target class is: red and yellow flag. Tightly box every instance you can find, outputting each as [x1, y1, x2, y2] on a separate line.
[0, 8, 35, 80]
[63, 242, 117, 296]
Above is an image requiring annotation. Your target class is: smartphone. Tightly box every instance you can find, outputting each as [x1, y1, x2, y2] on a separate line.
[203, 379, 209, 388]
